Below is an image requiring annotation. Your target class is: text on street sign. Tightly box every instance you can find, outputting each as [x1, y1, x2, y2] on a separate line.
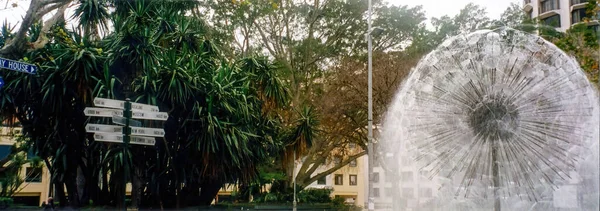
[93, 97, 159, 112]
[0, 57, 37, 74]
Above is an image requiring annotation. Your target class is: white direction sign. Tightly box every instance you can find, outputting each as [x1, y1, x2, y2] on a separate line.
[93, 133, 156, 146]
[84, 107, 120, 117]
[93, 97, 159, 112]
[112, 116, 142, 127]
[86, 124, 122, 133]
[84, 108, 168, 121]
[130, 136, 157, 145]
[130, 126, 165, 137]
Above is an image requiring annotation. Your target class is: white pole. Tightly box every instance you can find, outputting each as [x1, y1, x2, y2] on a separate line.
[293, 151, 297, 211]
[367, 0, 375, 209]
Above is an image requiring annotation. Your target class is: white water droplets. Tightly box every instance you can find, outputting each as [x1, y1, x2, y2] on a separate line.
[382, 28, 599, 210]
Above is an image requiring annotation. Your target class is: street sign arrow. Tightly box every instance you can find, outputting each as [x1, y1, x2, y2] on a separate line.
[93, 133, 155, 146]
[86, 124, 122, 133]
[130, 136, 156, 145]
[131, 110, 169, 121]
[84, 107, 121, 117]
[130, 126, 165, 137]
[85, 108, 168, 121]
[93, 133, 124, 143]
[0, 57, 37, 74]
[112, 115, 142, 127]
[93, 97, 159, 112]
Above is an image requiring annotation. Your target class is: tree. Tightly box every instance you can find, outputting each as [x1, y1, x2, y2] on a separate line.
[497, 2, 536, 32]
[203, 0, 427, 191]
[0, 0, 287, 208]
[410, 3, 492, 54]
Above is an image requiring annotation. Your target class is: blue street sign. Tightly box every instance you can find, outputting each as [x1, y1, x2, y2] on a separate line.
[0, 57, 37, 74]
[0, 76, 4, 89]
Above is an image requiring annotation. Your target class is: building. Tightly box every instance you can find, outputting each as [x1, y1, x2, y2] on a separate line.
[298, 143, 367, 206]
[0, 126, 50, 207]
[524, 0, 599, 32]
[214, 145, 368, 206]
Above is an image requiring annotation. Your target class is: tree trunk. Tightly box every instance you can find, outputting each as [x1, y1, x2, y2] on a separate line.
[198, 182, 222, 206]
[131, 166, 144, 208]
[65, 173, 81, 208]
[54, 181, 67, 207]
[76, 166, 86, 205]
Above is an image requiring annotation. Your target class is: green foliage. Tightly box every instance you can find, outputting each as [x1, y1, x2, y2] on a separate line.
[296, 188, 332, 204]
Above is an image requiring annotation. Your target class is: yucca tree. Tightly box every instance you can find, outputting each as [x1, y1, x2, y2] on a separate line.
[1, 0, 288, 208]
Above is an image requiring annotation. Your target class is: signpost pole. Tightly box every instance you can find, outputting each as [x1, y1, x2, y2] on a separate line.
[122, 99, 132, 210]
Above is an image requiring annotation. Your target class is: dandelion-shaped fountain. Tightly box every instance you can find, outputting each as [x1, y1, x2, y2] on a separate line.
[381, 28, 599, 210]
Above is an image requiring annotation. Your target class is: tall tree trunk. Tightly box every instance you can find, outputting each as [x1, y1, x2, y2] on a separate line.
[131, 166, 144, 208]
[76, 166, 86, 205]
[198, 181, 222, 206]
[65, 173, 81, 207]
[54, 181, 67, 207]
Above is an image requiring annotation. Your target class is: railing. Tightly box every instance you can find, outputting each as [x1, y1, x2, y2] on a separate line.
[571, 0, 589, 6]
[540, 0, 559, 14]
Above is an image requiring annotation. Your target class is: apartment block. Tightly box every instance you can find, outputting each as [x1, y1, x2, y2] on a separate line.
[300, 143, 367, 206]
[0, 127, 50, 207]
[524, 0, 600, 31]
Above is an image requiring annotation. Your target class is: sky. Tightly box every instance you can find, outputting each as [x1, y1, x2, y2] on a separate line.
[0, 0, 521, 29]
[388, 0, 521, 22]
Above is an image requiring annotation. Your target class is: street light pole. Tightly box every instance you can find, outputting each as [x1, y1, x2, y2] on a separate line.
[367, 0, 375, 210]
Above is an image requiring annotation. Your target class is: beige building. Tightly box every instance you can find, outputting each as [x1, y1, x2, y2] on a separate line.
[214, 144, 368, 206]
[0, 126, 50, 207]
[524, 0, 599, 31]
[298, 143, 367, 206]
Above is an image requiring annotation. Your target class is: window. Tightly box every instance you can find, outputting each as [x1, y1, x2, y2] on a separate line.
[349, 159, 357, 167]
[25, 167, 42, 182]
[349, 175, 357, 186]
[572, 8, 586, 24]
[542, 15, 561, 27]
[570, 0, 589, 6]
[401, 171, 413, 182]
[402, 188, 414, 199]
[335, 174, 343, 185]
[317, 177, 326, 185]
[385, 188, 393, 197]
[373, 188, 380, 197]
[419, 188, 433, 198]
[540, 0, 559, 13]
[373, 172, 379, 183]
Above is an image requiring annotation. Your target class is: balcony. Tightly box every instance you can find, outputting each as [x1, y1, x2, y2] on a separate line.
[524, 0, 533, 12]
[539, 0, 560, 19]
[571, 0, 589, 11]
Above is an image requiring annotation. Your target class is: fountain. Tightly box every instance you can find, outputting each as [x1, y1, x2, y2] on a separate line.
[380, 28, 599, 210]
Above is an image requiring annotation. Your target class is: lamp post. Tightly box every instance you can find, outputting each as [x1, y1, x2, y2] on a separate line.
[366, 0, 383, 209]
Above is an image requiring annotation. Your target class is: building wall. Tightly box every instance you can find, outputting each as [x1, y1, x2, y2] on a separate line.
[525, 0, 599, 32]
[300, 147, 367, 207]
[0, 127, 50, 207]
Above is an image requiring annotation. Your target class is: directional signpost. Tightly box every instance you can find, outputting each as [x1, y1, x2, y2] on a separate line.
[84, 97, 168, 146]
[84, 97, 168, 209]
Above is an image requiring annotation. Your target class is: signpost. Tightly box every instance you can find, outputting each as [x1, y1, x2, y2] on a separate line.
[84, 97, 168, 146]
[0, 57, 38, 74]
[85, 97, 167, 209]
